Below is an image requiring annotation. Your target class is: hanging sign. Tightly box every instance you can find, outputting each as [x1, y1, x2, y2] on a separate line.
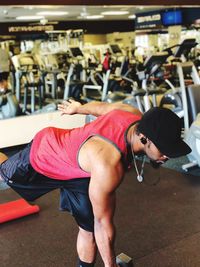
[135, 10, 162, 30]
[8, 25, 54, 33]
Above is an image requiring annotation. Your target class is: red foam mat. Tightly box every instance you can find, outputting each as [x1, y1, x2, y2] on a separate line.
[0, 198, 40, 223]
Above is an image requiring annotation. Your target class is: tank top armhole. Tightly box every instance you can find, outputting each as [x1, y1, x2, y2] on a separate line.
[77, 134, 123, 171]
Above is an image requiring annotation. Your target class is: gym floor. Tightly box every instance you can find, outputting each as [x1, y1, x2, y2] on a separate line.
[1, 161, 200, 267]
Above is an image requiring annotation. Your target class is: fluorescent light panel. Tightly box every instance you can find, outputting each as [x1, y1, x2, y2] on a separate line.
[16, 16, 44, 20]
[86, 15, 104, 19]
[128, 14, 136, 19]
[37, 11, 68, 16]
[101, 11, 129, 16]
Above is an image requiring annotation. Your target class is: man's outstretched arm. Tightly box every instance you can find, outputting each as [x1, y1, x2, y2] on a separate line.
[57, 99, 142, 117]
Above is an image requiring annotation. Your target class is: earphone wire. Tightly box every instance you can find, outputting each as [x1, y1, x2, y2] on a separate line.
[131, 134, 161, 186]
[131, 135, 146, 182]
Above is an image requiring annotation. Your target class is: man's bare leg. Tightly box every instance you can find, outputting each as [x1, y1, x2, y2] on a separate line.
[76, 227, 97, 265]
[0, 152, 8, 181]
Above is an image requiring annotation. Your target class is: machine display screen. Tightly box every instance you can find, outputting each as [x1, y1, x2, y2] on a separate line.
[162, 10, 183, 26]
[70, 47, 83, 57]
[110, 44, 122, 54]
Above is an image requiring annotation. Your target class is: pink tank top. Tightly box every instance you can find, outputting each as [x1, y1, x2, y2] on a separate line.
[30, 110, 141, 180]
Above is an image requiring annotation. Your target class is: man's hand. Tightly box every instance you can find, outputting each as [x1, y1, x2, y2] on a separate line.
[57, 99, 82, 115]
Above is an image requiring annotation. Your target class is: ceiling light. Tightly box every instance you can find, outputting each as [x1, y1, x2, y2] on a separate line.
[86, 15, 104, 20]
[40, 18, 48, 25]
[80, 11, 89, 17]
[101, 11, 129, 16]
[16, 16, 44, 20]
[137, 6, 144, 10]
[128, 14, 136, 19]
[37, 11, 68, 16]
[3, 10, 8, 15]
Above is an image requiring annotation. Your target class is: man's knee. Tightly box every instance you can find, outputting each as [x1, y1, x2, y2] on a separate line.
[0, 153, 8, 181]
[79, 227, 95, 241]
[0, 152, 8, 164]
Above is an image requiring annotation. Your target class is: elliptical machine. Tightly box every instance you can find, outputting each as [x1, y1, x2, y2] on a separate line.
[159, 38, 198, 122]
[123, 52, 169, 112]
[182, 84, 200, 171]
[160, 40, 200, 171]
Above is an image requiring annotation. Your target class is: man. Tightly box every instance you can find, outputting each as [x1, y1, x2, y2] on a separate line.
[0, 99, 191, 267]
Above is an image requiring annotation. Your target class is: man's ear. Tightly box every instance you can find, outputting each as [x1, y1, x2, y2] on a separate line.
[140, 137, 147, 145]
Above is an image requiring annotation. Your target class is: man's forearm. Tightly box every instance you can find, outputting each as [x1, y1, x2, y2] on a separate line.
[58, 99, 142, 117]
[76, 101, 112, 117]
[76, 101, 142, 117]
[94, 219, 118, 267]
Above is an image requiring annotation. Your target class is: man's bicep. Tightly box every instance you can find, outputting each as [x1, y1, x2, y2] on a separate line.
[89, 164, 123, 221]
[89, 178, 116, 221]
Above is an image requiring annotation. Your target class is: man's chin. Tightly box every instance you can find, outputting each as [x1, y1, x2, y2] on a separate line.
[136, 151, 145, 157]
[150, 160, 162, 169]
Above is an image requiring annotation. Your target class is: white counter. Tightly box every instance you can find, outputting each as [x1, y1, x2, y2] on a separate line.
[0, 111, 86, 148]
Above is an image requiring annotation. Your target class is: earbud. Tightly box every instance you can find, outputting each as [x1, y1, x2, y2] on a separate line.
[140, 137, 147, 145]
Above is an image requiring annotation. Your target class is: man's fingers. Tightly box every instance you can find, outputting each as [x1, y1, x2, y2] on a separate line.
[58, 100, 71, 108]
[57, 104, 65, 109]
[58, 99, 78, 115]
[66, 98, 75, 103]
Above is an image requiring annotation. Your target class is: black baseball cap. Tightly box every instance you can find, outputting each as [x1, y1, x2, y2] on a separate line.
[137, 107, 191, 158]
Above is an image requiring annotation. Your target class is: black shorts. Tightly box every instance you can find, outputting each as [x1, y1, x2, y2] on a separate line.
[0, 143, 94, 232]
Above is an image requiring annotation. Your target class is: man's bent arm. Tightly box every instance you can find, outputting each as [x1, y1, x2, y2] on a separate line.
[58, 99, 142, 117]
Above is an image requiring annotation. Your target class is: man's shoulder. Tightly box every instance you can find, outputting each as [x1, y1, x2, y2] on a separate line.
[84, 136, 122, 162]
[103, 109, 141, 123]
[79, 135, 122, 174]
[106, 108, 140, 116]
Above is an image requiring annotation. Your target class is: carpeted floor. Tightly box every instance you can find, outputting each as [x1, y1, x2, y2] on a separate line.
[1, 164, 200, 266]
[163, 155, 200, 176]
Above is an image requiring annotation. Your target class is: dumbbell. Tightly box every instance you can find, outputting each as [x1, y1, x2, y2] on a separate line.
[116, 253, 133, 267]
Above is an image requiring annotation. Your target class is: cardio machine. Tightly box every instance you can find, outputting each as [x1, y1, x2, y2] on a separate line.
[12, 53, 56, 114]
[63, 46, 87, 100]
[123, 52, 169, 112]
[181, 84, 200, 171]
[11, 53, 45, 113]
[159, 38, 199, 124]
[162, 40, 200, 171]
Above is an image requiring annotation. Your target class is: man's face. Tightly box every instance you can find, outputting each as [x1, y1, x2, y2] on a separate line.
[144, 140, 169, 164]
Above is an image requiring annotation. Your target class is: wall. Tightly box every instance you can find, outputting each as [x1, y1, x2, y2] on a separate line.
[0, 20, 134, 36]
[148, 34, 159, 51]
[106, 31, 135, 48]
[168, 25, 182, 47]
[84, 34, 107, 45]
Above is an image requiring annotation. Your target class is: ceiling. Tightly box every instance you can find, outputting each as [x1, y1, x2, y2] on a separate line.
[0, 5, 175, 23]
